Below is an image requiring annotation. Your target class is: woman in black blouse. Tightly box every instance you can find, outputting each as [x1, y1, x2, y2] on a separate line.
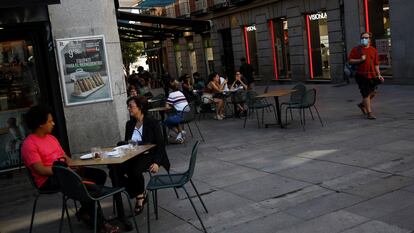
[110, 96, 170, 214]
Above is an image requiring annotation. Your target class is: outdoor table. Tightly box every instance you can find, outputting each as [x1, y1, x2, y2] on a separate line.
[256, 89, 297, 128]
[69, 144, 155, 228]
[148, 106, 170, 144]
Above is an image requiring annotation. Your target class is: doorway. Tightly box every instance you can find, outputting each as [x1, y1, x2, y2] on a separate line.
[306, 11, 331, 80]
[219, 28, 235, 79]
[270, 18, 291, 79]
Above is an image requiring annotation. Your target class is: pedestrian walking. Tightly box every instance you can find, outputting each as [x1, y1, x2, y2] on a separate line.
[348, 32, 384, 120]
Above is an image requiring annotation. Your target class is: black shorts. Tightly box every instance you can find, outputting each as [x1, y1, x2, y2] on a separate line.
[355, 74, 378, 98]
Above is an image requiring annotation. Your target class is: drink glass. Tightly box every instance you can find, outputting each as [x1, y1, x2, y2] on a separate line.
[91, 147, 102, 159]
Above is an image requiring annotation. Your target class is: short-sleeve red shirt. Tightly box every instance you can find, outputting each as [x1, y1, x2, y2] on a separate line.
[348, 46, 379, 79]
[22, 134, 65, 187]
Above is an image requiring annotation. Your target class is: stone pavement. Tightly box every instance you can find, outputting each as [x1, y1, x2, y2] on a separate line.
[1, 83, 414, 233]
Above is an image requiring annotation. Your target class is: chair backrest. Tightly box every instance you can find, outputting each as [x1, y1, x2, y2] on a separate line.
[181, 103, 196, 123]
[301, 88, 317, 107]
[290, 83, 307, 103]
[184, 141, 200, 182]
[245, 90, 257, 106]
[52, 166, 93, 202]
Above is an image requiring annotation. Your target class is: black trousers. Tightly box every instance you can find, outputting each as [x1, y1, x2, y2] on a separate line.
[109, 154, 152, 198]
[40, 167, 107, 229]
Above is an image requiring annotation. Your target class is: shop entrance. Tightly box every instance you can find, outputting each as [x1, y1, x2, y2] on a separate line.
[270, 18, 291, 80]
[0, 23, 67, 172]
[306, 11, 331, 80]
[219, 28, 235, 79]
[366, 0, 392, 77]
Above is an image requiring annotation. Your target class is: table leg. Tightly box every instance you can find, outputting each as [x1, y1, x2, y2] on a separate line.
[160, 111, 168, 144]
[264, 96, 285, 128]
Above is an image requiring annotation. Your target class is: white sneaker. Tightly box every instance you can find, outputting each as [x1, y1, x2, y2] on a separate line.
[175, 134, 184, 144]
[214, 115, 223, 120]
[181, 130, 186, 138]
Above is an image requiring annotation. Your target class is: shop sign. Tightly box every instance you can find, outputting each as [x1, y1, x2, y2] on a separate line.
[308, 12, 327, 21]
[246, 25, 256, 32]
[56, 35, 113, 106]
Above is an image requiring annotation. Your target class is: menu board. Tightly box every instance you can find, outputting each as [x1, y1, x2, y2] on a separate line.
[56, 35, 113, 106]
[376, 38, 391, 67]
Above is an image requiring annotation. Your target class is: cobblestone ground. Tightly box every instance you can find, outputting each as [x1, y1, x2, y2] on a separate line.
[1, 83, 414, 233]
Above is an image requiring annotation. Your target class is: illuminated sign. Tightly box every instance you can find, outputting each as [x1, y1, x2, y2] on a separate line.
[246, 25, 256, 32]
[308, 12, 327, 21]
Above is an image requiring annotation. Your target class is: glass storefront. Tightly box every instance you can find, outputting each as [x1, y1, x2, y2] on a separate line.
[366, 0, 392, 76]
[203, 37, 214, 75]
[305, 11, 331, 80]
[270, 18, 291, 80]
[187, 41, 198, 75]
[0, 38, 41, 171]
[243, 25, 259, 74]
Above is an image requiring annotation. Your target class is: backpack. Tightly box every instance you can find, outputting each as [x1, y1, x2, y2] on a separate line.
[344, 46, 363, 78]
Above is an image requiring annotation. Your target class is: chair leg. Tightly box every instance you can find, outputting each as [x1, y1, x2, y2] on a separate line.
[261, 108, 265, 126]
[314, 106, 324, 126]
[243, 110, 248, 128]
[255, 109, 260, 128]
[290, 108, 293, 120]
[58, 196, 65, 233]
[194, 121, 205, 142]
[309, 107, 314, 120]
[182, 186, 208, 233]
[190, 179, 208, 213]
[93, 201, 98, 233]
[187, 123, 194, 138]
[302, 108, 306, 131]
[285, 107, 289, 125]
[123, 191, 140, 233]
[147, 192, 151, 233]
[154, 190, 159, 220]
[65, 199, 74, 233]
[29, 195, 39, 233]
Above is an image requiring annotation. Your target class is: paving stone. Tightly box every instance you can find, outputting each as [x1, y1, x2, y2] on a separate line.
[340, 220, 411, 233]
[346, 190, 414, 219]
[274, 210, 368, 233]
[284, 192, 364, 220]
[222, 174, 311, 202]
[374, 140, 414, 156]
[321, 169, 387, 192]
[378, 204, 414, 231]
[276, 160, 362, 184]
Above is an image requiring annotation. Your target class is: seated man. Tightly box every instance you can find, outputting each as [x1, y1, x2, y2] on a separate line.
[21, 105, 119, 233]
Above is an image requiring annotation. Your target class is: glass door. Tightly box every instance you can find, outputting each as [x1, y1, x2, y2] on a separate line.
[0, 37, 41, 171]
[270, 18, 291, 79]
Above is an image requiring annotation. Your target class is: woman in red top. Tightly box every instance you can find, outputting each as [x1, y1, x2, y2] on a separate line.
[21, 105, 119, 233]
[349, 32, 384, 119]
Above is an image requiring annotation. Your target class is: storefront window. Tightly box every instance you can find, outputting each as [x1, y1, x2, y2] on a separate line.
[174, 43, 183, 77]
[187, 41, 198, 75]
[243, 25, 259, 74]
[366, 0, 392, 76]
[0, 39, 41, 171]
[305, 11, 331, 80]
[270, 18, 291, 80]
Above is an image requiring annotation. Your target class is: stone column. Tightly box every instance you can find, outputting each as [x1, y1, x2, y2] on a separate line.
[48, 0, 127, 153]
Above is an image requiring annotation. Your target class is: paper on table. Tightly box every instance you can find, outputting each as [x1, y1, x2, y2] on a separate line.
[80, 153, 94, 160]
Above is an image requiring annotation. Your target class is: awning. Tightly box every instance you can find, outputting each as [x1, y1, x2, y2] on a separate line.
[137, 0, 176, 8]
[117, 10, 210, 42]
[0, 0, 60, 8]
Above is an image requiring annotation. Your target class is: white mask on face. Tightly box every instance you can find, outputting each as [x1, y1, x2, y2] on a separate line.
[361, 38, 369, 46]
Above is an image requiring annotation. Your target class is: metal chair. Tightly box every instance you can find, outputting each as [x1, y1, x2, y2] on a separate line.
[180, 103, 205, 142]
[52, 166, 140, 233]
[25, 167, 72, 233]
[243, 90, 277, 128]
[281, 83, 307, 121]
[285, 88, 324, 130]
[146, 141, 208, 233]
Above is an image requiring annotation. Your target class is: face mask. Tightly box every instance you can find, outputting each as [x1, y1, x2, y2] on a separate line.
[361, 38, 369, 46]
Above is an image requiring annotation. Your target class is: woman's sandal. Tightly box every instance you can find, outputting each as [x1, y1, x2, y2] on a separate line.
[101, 223, 120, 233]
[367, 112, 376, 120]
[134, 191, 148, 215]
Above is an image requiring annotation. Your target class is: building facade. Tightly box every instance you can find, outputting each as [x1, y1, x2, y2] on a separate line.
[0, 0, 127, 172]
[160, 0, 413, 84]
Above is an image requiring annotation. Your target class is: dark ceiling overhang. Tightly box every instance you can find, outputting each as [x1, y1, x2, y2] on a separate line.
[0, 0, 60, 8]
[117, 10, 210, 42]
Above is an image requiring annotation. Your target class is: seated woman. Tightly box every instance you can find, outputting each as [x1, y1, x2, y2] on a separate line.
[180, 74, 196, 102]
[230, 71, 248, 117]
[205, 72, 227, 120]
[165, 80, 189, 144]
[111, 96, 170, 215]
[21, 105, 119, 233]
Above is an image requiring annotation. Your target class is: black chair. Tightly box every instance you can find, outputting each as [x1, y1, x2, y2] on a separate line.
[281, 83, 307, 121]
[146, 141, 208, 233]
[180, 103, 205, 142]
[285, 88, 324, 130]
[198, 96, 216, 121]
[243, 90, 277, 128]
[25, 167, 73, 233]
[52, 166, 140, 233]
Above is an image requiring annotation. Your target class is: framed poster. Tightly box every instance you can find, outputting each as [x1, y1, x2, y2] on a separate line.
[56, 35, 113, 106]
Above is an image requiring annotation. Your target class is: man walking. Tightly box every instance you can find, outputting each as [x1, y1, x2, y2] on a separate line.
[348, 32, 384, 119]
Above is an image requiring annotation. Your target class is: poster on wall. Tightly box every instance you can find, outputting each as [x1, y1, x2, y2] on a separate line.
[56, 35, 113, 106]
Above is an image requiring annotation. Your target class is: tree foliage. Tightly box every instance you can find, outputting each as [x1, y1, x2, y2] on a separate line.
[120, 41, 144, 75]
